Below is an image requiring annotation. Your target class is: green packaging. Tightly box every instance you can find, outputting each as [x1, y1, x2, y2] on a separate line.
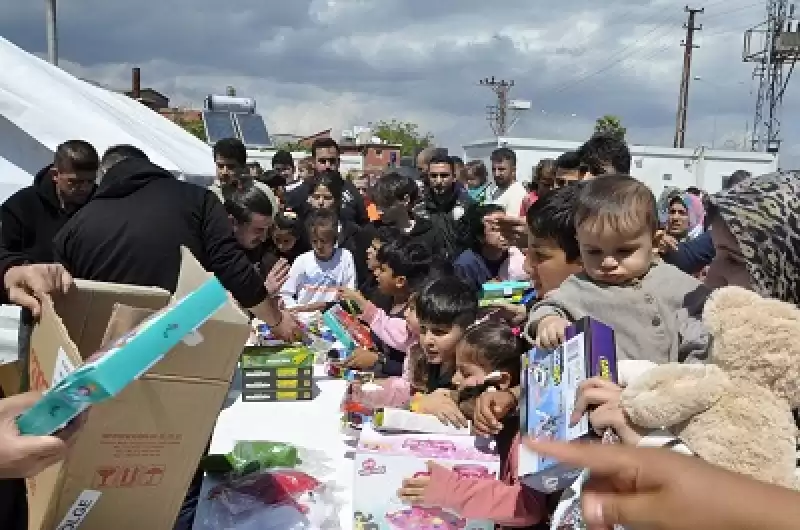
[201, 441, 299, 475]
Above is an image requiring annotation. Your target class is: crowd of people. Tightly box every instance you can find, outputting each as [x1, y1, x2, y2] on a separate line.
[0, 128, 797, 530]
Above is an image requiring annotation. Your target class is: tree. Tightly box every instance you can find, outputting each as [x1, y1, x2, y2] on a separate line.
[371, 119, 434, 157]
[594, 115, 626, 141]
[176, 118, 207, 142]
[276, 141, 310, 153]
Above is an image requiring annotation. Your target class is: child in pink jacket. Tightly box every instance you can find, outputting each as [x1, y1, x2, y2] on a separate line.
[397, 320, 545, 529]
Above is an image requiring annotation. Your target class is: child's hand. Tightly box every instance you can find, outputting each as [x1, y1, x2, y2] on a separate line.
[474, 389, 518, 436]
[536, 316, 570, 349]
[337, 287, 368, 308]
[397, 461, 438, 504]
[265, 258, 290, 296]
[417, 391, 468, 428]
[483, 301, 527, 326]
[343, 348, 380, 370]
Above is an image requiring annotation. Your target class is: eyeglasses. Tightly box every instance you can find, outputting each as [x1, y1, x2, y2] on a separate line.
[317, 157, 339, 166]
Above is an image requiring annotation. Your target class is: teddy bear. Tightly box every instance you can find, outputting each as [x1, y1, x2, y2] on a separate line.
[619, 286, 800, 489]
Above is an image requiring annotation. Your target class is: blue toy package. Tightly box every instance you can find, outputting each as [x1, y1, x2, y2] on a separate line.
[518, 317, 618, 492]
[16, 277, 229, 437]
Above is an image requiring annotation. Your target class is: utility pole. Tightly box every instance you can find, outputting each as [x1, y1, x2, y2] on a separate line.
[479, 77, 515, 136]
[743, 0, 799, 154]
[45, 0, 58, 65]
[673, 6, 703, 148]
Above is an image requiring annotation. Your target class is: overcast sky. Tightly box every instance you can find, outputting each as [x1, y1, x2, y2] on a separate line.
[3, 0, 797, 166]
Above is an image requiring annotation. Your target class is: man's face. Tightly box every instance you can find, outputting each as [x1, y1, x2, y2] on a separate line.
[314, 147, 340, 173]
[52, 167, 95, 207]
[215, 156, 244, 185]
[427, 162, 454, 195]
[233, 212, 272, 250]
[273, 163, 294, 181]
[491, 159, 515, 188]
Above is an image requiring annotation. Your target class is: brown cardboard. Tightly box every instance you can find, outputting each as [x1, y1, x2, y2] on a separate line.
[0, 360, 22, 395]
[26, 247, 249, 530]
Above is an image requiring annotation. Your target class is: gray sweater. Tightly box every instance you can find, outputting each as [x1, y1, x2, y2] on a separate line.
[527, 261, 710, 364]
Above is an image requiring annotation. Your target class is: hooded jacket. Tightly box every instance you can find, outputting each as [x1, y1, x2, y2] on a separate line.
[0, 165, 86, 276]
[413, 185, 471, 260]
[52, 158, 267, 308]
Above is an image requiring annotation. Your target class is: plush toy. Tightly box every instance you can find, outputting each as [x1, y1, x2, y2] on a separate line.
[620, 286, 800, 489]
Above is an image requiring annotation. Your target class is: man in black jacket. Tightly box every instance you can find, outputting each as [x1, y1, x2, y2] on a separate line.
[285, 138, 368, 225]
[53, 145, 296, 338]
[0, 140, 99, 392]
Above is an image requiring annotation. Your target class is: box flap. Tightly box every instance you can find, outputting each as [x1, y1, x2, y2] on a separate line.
[55, 281, 169, 358]
[174, 246, 249, 325]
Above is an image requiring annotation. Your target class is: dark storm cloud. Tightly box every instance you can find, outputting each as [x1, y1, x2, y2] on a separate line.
[0, 0, 791, 162]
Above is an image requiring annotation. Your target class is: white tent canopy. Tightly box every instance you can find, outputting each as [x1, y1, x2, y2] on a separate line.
[0, 36, 215, 201]
[0, 37, 217, 363]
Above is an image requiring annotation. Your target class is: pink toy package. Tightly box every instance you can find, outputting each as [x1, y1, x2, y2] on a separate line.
[353, 425, 500, 530]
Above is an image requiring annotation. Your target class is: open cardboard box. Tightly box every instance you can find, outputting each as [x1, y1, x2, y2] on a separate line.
[25, 247, 249, 530]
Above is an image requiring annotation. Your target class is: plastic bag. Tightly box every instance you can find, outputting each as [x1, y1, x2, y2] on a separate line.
[197, 469, 340, 530]
[201, 441, 299, 475]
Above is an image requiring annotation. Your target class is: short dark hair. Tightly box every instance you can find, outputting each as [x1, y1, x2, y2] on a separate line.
[534, 159, 556, 181]
[213, 138, 247, 166]
[575, 174, 657, 234]
[371, 171, 419, 209]
[257, 169, 287, 188]
[555, 151, 586, 172]
[526, 185, 582, 262]
[450, 155, 464, 167]
[377, 240, 433, 291]
[460, 320, 526, 383]
[305, 207, 339, 236]
[490, 147, 516, 166]
[723, 170, 751, 190]
[271, 150, 294, 168]
[311, 138, 340, 158]
[100, 144, 147, 173]
[427, 153, 455, 174]
[414, 275, 479, 329]
[578, 133, 631, 175]
[459, 203, 506, 252]
[224, 182, 274, 223]
[308, 170, 344, 209]
[246, 162, 264, 175]
[273, 209, 302, 236]
[54, 140, 99, 172]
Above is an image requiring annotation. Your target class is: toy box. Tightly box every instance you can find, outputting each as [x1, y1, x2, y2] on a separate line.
[518, 317, 618, 493]
[322, 303, 374, 352]
[480, 281, 530, 300]
[240, 345, 315, 402]
[373, 408, 472, 436]
[16, 276, 228, 436]
[354, 425, 500, 530]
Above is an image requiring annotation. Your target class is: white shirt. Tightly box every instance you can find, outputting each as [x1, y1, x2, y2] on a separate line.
[487, 181, 528, 216]
[280, 248, 356, 308]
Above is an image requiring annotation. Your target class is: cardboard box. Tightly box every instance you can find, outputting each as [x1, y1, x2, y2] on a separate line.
[518, 317, 617, 493]
[25, 247, 249, 530]
[354, 426, 499, 529]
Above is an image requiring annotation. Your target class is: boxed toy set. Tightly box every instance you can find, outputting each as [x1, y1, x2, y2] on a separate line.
[322, 303, 374, 352]
[518, 317, 618, 493]
[240, 345, 315, 402]
[354, 425, 500, 529]
[17, 276, 229, 436]
[479, 281, 533, 307]
[373, 408, 472, 436]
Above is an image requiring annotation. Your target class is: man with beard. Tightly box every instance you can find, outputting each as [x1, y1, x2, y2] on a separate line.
[0, 140, 99, 391]
[413, 152, 471, 260]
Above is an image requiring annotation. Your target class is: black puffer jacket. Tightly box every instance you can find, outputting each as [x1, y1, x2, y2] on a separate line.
[413, 186, 472, 260]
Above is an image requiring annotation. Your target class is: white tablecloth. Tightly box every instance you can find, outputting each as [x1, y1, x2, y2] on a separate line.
[196, 365, 354, 530]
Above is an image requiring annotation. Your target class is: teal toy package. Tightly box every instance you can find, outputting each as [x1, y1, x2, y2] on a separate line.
[16, 276, 229, 436]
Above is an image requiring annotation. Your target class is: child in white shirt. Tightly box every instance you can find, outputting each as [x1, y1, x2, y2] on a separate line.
[280, 208, 356, 311]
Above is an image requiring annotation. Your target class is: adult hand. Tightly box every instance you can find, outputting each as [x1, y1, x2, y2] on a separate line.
[343, 348, 379, 370]
[416, 390, 468, 428]
[270, 310, 303, 342]
[264, 258, 290, 296]
[655, 231, 679, 255]
[524, 440, 800, 530]
[473, 388, 517, 436]
[536, 315, 569, 349]
[4, 264, 73, 318]
[0, 392, 81, 479]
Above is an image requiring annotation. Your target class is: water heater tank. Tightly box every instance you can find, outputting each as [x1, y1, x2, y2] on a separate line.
[205, 94, 256, 113]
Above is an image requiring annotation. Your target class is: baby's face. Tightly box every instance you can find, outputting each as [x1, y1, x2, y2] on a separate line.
[577, 222, 654, 284]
